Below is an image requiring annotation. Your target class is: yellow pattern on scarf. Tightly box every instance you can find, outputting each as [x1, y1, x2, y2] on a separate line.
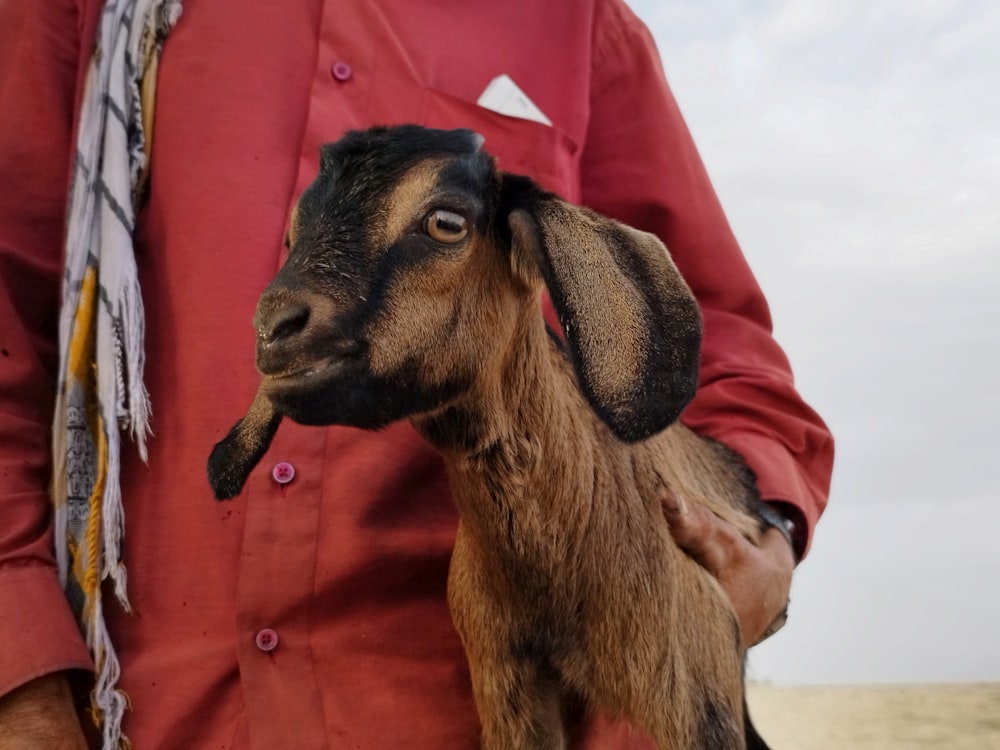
[66, 267, 108, 627]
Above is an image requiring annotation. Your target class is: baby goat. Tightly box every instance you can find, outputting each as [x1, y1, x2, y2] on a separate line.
[208, 125, 772, 749]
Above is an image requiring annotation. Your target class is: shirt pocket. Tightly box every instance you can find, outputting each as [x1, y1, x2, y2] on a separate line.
[418, 87, 580, 203]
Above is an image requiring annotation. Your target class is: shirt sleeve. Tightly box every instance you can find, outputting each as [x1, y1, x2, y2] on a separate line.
[580, 0, 834, 556]
[0, 0, 95, 696]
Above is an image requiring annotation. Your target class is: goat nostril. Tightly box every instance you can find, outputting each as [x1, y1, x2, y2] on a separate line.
[262, 304, 310, 345]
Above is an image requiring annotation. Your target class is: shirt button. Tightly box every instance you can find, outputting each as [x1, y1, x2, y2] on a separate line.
[272, 461, 295, 485]
[255, 628, 279, 652]
[331, 60, 352, 81]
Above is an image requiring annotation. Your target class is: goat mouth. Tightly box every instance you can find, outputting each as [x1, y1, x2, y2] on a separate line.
[266, 357, 338, 382]
[258, 338, 367, 383]
[261, 354, 363, 390]
[258, 352, 385, 429]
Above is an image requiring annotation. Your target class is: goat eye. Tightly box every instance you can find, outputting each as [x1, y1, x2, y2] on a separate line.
[424, 209, 469, 244]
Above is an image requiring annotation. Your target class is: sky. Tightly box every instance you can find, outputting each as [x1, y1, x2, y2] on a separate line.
[629, 0, 1000, 685]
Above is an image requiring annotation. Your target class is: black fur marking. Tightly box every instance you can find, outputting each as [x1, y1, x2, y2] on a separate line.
[417, 405, 485, 453]
[600, 223, 701, 423]
[320, 125, 485, 181]
[269, 358, 472, 432]
[511, 629, 555, 666]
[286, 127, 494, 304]
[703, 437, 761, 512]
[437, 157, 497, 236]
[548, 225, 698, 443]
[499, 175, 700, 443]
[696, 697, 742, 750]
[743, 698, 773, 750]
[511, 623, 566, 687]
[207, 410, 282, 499]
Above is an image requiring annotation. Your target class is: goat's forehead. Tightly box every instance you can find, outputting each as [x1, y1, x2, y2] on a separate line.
[299, 150, 491, 247]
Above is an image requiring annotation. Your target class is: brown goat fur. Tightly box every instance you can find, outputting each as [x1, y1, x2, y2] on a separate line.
[207, 125, 771, 749]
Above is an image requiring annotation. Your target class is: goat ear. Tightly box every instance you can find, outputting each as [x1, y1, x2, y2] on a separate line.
[506, 196, 702, 443]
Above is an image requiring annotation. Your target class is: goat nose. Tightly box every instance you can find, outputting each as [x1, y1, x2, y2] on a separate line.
[258, 303, 310, 347]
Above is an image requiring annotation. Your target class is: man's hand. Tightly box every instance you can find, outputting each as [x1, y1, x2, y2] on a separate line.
[0, 673, 88, 750]
[664, 498, 795, 649]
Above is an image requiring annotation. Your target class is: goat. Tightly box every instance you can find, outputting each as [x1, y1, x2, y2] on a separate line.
[207, 125, 772, 750]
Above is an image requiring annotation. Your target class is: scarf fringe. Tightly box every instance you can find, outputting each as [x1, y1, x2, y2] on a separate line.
[88, 597, 131, 750]
[53, 1, 182, 748]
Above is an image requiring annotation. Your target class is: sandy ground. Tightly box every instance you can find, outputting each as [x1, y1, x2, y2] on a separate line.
[745, 683, 1000, 750]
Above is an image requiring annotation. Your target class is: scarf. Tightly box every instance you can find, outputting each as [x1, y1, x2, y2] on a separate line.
[51, 0, 182, 747]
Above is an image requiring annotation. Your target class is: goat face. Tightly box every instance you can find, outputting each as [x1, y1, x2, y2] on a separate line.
[252, 125, 517, 431]
[208, 125, 703, 499]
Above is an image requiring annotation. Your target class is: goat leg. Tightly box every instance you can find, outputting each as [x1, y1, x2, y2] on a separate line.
[207, 387, 282, 499]
[460, 620, 568, 750]
[449, 529, 568, 750]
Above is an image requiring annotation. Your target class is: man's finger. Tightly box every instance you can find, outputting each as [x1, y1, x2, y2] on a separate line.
[663, 500, 738, 575]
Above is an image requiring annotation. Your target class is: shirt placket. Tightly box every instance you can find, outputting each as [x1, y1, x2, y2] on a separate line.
[233, 2, 375, 746]
[235, 420, 329, 748]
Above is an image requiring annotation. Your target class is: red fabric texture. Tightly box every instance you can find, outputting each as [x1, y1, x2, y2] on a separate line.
[0, 0, 833, 746]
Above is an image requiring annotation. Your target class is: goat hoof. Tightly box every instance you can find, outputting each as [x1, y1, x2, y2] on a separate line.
[207, 431, 255, 499]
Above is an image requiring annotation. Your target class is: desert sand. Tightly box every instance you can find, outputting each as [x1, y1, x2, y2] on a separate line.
[746, 682, 1000, 749]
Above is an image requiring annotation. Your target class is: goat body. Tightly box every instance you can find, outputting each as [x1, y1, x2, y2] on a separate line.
[208, 125, 771, 749]
[419, 322, 760, 748]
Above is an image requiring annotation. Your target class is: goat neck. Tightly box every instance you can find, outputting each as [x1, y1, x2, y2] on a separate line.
[412, 304, 610, 573]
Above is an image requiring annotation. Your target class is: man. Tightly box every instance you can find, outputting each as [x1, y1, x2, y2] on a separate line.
[0, 0, 832, 747]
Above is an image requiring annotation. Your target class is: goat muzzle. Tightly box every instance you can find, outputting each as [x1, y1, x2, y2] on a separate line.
[253, 289, 362, 379]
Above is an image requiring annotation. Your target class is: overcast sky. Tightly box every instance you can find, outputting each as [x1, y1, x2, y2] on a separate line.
[629, 0, 1000, 685]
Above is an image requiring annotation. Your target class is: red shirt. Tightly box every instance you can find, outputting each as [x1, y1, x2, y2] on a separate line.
[0, 0, 833, 747]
